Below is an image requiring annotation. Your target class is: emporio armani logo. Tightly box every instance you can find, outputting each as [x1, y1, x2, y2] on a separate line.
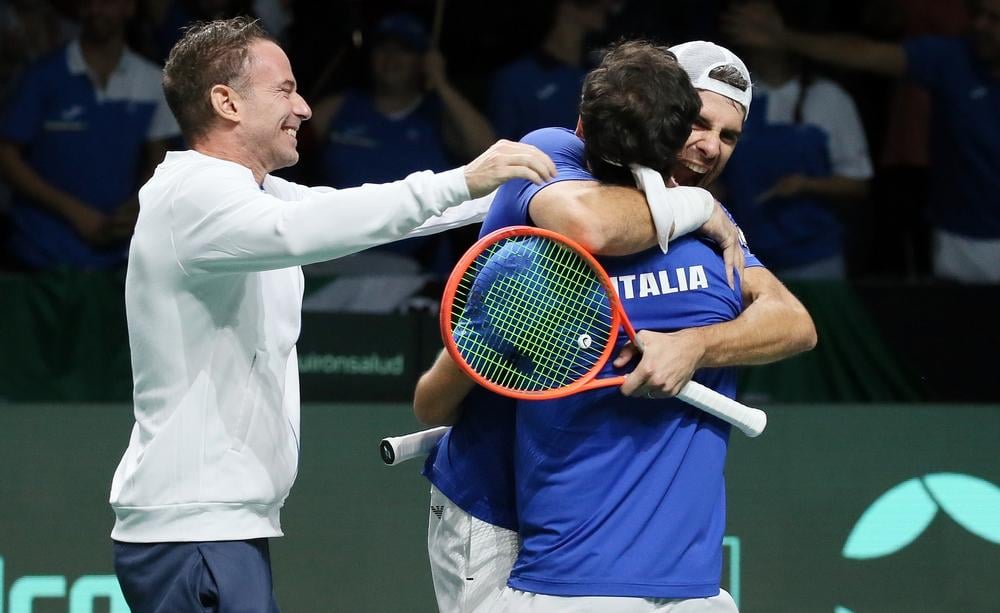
[431, 505, 444, 519]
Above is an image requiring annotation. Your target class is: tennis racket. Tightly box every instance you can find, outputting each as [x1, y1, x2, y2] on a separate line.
[380, 426, 449, 465]
[440, 226, 767, 437]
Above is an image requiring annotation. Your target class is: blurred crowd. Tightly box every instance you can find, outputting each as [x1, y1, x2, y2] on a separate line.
[0, 0, 996, 284]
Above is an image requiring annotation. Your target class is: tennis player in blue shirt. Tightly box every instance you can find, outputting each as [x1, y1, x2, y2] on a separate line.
[415, 41, 816, 612]
[488, 126, 748, 611]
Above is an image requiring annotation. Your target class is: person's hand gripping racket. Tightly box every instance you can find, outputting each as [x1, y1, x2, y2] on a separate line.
[614, 328, 708, 400]
[441, 226, 767, 437]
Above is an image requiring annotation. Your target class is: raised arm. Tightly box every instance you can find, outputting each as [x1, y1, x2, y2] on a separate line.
[529, 180, 659, 255]
[617, 266, 817, 397]
[722, 2, 907, 77]
[413, 349, 476, 426]
[757, 174, 870, 205]
[529, 179, 745, 286]
[426, 50, 497, 160]
[305, 94, 345, 143]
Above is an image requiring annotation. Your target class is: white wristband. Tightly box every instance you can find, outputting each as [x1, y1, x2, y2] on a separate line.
[630, 165, 715, 253]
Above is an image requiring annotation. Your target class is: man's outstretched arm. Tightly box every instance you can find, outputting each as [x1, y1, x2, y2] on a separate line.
[722, 2, 906, 77]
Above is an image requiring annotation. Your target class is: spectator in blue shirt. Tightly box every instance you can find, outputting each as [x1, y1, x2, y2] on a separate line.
[0, 0, 179, 270]
[718, 1, 874, 280]
[489, 0, 614, 141]
[0, 0, 77, 270]
[307, 12, 495, 272]
[724, 0, 1000, 283]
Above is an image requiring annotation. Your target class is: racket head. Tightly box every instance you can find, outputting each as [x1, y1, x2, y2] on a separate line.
[441, 226, 626, 400]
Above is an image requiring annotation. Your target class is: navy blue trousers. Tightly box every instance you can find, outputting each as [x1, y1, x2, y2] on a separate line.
[113, 539, 281, 613]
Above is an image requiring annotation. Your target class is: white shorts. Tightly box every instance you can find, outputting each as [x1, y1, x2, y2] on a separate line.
[427, 485, 520, 613]
[933, 229, 1000, 283]
[490, 587, 739, 613]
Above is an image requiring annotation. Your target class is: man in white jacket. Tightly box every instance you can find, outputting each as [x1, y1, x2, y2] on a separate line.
[107, 16, 560, 613]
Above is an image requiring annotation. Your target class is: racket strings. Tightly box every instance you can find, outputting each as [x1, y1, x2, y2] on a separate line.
[486, 261, 598, 385]
[456, 287, 589, 391]
[488, 242, 609, 377]
[450, 235, 616, 391]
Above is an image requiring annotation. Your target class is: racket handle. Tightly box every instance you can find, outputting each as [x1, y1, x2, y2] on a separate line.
[379, 426, 450, 465]
[676, 381, 767, 438]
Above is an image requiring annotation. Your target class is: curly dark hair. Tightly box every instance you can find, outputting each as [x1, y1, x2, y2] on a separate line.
[579, 40, 702, 186]
[163, 17, 275, 143]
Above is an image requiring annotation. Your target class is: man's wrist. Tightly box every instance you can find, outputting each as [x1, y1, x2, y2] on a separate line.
[682, 326, 711, 370]
[438, 166, 472, 206]
[663, 187, 715, 248]
[58, 197, 89, 223]
[631, 166, 714, 253]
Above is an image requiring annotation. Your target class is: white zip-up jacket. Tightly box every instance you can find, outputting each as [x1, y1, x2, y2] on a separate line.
[110, 150, 486, 542]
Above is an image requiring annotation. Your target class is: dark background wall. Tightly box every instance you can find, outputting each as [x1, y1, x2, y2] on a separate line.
[3, 274, 997, 405]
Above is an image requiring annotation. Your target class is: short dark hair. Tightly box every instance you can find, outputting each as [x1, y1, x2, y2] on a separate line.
[163, 17, 274, 143]
[579, 40, 702, 186]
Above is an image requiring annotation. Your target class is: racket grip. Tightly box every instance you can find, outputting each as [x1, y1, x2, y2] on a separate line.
[676, 381, 767, 437]
[379, 426, 450, 465]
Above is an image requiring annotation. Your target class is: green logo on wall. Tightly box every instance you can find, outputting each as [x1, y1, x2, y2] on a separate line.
[298, 352, 405, 375]
[836, 473, 1000, 612]
[0, 556, 128, 613]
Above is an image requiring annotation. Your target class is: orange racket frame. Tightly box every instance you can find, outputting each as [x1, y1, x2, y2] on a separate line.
[441, 225, 636, 400]
[439, 225, 768, 437]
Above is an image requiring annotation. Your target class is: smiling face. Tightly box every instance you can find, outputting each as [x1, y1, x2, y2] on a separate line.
[672, 90, 745, 188]
[237, 40, 312, 175]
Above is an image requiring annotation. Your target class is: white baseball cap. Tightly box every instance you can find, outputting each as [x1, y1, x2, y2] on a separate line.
[669, 41, 753, 118]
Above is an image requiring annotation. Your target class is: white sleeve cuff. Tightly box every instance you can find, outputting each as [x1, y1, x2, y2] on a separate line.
[407, 190, 495, 238]
[630, 165, 714, 253]
[427, 167, 472, 214]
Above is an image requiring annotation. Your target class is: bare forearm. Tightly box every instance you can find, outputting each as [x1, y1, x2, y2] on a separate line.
[783, 31, 905, 77]
[694, 299, 814, 367]
[530, 181, 658, 255]
[694, 268, 816, 368]
[438, 83, 496, 160]
[413, 350, 476, 426]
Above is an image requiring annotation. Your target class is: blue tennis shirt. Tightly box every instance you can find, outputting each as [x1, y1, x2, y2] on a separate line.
[320, 89, 452, 188]
[0, 41, 178, 268]
[483, 127, 761, 598]
[422, 386, 517, 530]
[489, 52, 587, 141]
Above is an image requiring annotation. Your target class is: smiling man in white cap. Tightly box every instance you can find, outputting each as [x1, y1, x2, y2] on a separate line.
[668, 41, 754, 189]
